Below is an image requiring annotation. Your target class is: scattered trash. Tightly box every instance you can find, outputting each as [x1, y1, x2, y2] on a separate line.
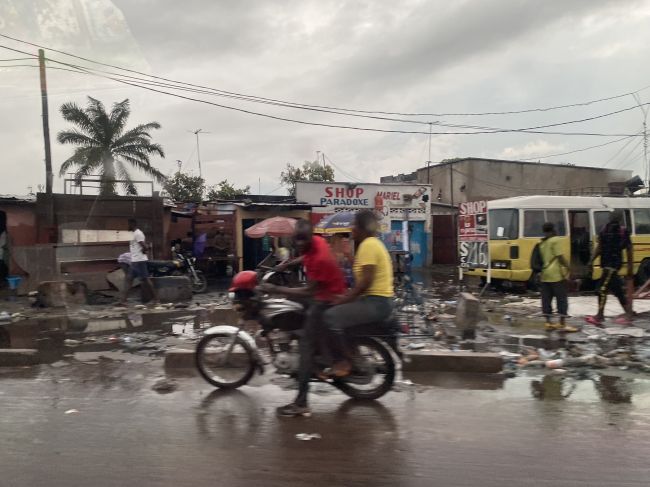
[64, 409, 79, 414]
[152, 378, 178, 394]
[295, 433, 322, 441]
[0, 311, 10, 322]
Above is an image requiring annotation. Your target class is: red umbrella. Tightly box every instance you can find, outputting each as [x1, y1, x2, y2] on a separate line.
[244, 216, 297, 238]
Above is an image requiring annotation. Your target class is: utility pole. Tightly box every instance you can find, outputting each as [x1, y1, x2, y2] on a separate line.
[449, 162, 454, 208]
[426, 122, 432, 184]
[633, 94, 649, 190]
[191, 129, 209, 178]
[39, 49, 53, 194]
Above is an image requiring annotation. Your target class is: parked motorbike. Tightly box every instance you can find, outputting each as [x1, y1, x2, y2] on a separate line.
[195, 270, 400, 400]
[147, 248, 208, 293]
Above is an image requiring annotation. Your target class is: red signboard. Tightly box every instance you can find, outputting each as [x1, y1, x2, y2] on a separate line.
[458, 200, 489, 269]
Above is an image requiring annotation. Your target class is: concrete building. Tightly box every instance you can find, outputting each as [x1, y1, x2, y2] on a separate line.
[381, 157, 633, 207]
[381, 158, 634, 265]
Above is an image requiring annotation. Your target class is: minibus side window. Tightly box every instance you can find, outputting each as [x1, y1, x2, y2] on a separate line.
[523, 210, 545, 237]
[634, 209, 650, 234]
[489, 209, 519, 240]
[594, 211, 610, 234]
[595, 209, 632, 234]
[546, 210, 566, 236]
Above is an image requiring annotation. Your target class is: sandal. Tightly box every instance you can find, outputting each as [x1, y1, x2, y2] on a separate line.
[614, 316, 632, 326]
[585, 315, 603, 327]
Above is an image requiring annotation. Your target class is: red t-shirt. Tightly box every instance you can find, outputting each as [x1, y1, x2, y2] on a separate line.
[302, 235, 346, 302]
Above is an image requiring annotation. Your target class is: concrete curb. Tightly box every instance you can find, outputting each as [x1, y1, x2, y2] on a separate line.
[165, 348, 503, 374]
[0, 349, 40, 367]
[403, 351, 503, 373]
[164, 349, 195, 369]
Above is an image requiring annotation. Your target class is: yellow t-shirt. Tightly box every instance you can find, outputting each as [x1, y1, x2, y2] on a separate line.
[353, 237, 394, 297]
[539, 236, 568, 283]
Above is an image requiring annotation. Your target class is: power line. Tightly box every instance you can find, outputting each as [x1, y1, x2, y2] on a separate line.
[602, 134, 642, 168]
[323, 153, 363, 183]
[1, 49, 641, 139]
[1, 43, 647, 137]
[2, 32, 650, 119]
[609, 138, 644, 170]
[519, 134, 639, 161]
[36, 51, 650, 136]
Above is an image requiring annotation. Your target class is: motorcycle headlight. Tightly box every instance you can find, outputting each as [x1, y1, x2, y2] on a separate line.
[191, 257, 196, 264]
[173, 260, 181, 267]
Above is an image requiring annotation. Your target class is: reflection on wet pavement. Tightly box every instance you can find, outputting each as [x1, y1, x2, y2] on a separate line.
[1, 360, 650, 486]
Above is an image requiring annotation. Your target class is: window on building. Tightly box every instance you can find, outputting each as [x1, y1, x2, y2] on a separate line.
[489, 209, 519, 240]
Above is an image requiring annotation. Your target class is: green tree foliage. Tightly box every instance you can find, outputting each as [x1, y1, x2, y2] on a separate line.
[280, 161, 335, 196]
[164, 172, 205, 202]
[57, 97, 165, 195]
[206, 180, 251, 201]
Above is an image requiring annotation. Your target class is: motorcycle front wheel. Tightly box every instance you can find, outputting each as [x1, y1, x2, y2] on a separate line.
[195, 334, 256, 389]
[333, 337, 395, 400]
[191, 270, 208, 293]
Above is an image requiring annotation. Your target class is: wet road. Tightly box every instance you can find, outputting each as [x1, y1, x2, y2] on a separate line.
[1, 361, 650, 487]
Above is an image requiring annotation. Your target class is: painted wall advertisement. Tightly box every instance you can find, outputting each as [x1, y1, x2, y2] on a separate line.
[458, 200, 489, 269]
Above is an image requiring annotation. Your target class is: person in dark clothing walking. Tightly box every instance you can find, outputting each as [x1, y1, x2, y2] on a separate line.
[538, 222, 576, 332]
[585, 211, 634, 326]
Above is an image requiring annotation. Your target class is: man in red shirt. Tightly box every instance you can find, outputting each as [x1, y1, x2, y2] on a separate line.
[260, 219, 346, 417]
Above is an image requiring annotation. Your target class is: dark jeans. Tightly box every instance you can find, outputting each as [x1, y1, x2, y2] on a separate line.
[323, 296, 393, 362]
[295, 301, 330, 407]
[598, 268, 627, 317]
[540, 281, 568, 318]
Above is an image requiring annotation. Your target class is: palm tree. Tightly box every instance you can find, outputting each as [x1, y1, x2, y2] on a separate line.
[57, 97, 165, 195]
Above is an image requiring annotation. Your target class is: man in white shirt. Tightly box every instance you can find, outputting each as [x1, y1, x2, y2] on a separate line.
[119, 218, 158, 306]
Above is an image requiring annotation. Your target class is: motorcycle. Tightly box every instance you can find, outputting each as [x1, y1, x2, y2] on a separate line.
[147, 247, 208, 293]
[195, 270, 400, 400]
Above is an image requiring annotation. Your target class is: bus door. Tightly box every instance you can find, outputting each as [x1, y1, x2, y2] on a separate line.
[569, 210, 591, 278]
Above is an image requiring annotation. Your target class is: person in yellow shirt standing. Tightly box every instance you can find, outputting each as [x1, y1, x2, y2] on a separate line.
[539, 222, 576, 332]
[323, 210, 394, 376]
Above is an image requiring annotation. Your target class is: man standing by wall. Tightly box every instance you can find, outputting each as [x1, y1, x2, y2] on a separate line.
[119, 218, 159, 306]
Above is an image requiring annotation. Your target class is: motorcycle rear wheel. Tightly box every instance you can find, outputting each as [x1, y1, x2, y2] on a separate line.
[192, 270, 208, 293]
[333, 337, 395, 400]
[195, 334, 256, 389]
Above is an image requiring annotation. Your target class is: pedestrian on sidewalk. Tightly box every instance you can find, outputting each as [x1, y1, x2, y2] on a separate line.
[538, 222, 576, 332]
[119, 219, 159, 306]
[586, 211, 634, 326]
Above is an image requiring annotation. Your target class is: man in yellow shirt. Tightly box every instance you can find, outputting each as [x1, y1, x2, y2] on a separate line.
[539, 222, 576, 332]
[323, 210, 394, 376]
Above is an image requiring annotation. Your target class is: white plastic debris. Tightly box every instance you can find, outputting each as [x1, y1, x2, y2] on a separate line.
[295, 433, 322, 441]
[64, 409, 79, 414]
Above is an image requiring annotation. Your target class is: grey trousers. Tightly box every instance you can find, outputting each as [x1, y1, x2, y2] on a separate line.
[323, 296, 393, 361]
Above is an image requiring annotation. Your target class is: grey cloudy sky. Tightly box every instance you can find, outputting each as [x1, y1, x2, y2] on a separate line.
[1, 0, 650, 195]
